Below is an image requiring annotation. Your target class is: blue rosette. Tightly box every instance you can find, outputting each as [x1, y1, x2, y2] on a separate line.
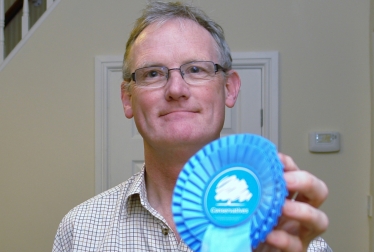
[172, 134, 288, 251]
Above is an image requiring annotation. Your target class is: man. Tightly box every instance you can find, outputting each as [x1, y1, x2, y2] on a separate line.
[53, 1, 330, 251]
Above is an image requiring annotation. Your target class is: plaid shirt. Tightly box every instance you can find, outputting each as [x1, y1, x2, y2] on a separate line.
[52, 167, 332, 251]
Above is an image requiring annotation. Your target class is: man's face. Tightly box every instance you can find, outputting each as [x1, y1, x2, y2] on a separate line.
[122, 18, 239, 151]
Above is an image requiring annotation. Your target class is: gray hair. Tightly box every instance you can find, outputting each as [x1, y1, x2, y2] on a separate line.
[122, 1, 232, 87]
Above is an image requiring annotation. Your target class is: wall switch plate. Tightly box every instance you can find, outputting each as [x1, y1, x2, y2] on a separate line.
[309, 132, 340, 153]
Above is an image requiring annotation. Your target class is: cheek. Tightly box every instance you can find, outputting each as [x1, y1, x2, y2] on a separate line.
[131, 90, 158, 120]
[132, 98, 148, 119]
[201, 86, 226, 118]
[207, 83, 226, 105]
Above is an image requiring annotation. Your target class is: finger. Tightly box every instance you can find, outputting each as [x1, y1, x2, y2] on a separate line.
[275, 216, 300, 236]
[282, 200, 329, 238]
[278, 153, 300, 172]
[284, 170, 328, 207]
[253, 242, 280, 252]
[265, 229, 303, 252]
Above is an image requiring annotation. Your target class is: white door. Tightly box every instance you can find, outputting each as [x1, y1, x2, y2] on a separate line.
[95, 52, 279, 194]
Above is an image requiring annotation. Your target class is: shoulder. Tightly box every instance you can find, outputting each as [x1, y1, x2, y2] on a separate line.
[64, 171, 141, 224]
[308, 237, 332, 252]
[52, 171, 143, 251]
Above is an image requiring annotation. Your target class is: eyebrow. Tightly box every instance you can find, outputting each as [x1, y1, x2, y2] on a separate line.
[135, 62, 164, 69]
[135, 59, 211, 69]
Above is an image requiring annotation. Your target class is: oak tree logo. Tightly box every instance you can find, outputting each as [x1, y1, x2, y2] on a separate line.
[214, 175, 253, 206]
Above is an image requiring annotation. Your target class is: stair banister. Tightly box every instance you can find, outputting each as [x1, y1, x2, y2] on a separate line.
[22, 0, 29, 38]
[47, 0, 53, 9]
[0, 0, 4, 64]
[0, 0, 60, 71]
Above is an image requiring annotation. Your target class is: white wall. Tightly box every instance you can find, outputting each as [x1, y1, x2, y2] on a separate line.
[370, 0, 374, 250]
[0, 1, 371, 251]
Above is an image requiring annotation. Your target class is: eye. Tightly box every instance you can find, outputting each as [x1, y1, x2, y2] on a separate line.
[139, 67, 166, 82]
[185, 65, 208, 75]
[145, 69, 162, 78]
[189, 66, 201, 73]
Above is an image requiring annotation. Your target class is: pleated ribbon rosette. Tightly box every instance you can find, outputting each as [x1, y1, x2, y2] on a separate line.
[172, 134, 288, 252]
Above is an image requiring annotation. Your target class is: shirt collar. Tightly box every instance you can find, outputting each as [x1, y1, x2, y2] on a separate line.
[124, 165, 152, 215]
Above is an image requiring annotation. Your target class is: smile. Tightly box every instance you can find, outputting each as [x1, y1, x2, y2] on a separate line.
[160, 110, 198, 119]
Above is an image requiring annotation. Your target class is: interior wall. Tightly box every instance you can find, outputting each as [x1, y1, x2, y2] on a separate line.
[370, 0, 374, 251]
[0, 0, 371, 251]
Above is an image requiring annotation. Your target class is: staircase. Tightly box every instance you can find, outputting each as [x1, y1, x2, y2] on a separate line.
[0, 0, 59, 70]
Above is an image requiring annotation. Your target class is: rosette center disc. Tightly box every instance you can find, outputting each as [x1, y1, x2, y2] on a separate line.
[204, 167, 261, 227]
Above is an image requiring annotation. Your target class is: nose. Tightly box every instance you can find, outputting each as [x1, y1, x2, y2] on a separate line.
[164, 68, 191, 101]
[166, 67, 184, 80]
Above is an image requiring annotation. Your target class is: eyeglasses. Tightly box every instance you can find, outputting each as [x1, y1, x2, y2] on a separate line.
[131, 61, 225, 88]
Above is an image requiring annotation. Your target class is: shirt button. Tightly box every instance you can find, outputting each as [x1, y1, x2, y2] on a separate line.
[162, 227, 169, 235]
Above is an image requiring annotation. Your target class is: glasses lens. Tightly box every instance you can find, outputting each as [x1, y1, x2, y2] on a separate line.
[135, 67, 167, 87]
[182, 61, 216, 85]
[133, 61, 219, 88]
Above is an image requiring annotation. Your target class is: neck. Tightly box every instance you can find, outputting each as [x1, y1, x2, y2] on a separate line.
[144, 142, 197, 204]
[143, 141, 204, 240]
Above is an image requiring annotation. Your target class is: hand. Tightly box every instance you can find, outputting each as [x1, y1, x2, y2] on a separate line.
[254, 153, 329, 252]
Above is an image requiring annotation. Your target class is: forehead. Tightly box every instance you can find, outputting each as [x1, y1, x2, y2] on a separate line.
[129, 18, 219, 69]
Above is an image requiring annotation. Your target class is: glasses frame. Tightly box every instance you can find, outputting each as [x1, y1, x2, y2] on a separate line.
[131, 61, 225, 87]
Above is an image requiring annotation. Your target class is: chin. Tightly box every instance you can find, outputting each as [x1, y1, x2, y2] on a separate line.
[173, 132, 219, 146]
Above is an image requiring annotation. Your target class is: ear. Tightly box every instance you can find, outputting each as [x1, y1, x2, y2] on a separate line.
[121, 81, 134, 119]
[224, 70, 241, 108]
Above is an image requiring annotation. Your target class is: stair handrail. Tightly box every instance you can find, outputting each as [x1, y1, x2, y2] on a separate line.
[0, 0, 4, 64]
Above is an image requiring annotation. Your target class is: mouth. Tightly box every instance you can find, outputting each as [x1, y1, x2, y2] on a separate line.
[159, 109, 199, 118]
